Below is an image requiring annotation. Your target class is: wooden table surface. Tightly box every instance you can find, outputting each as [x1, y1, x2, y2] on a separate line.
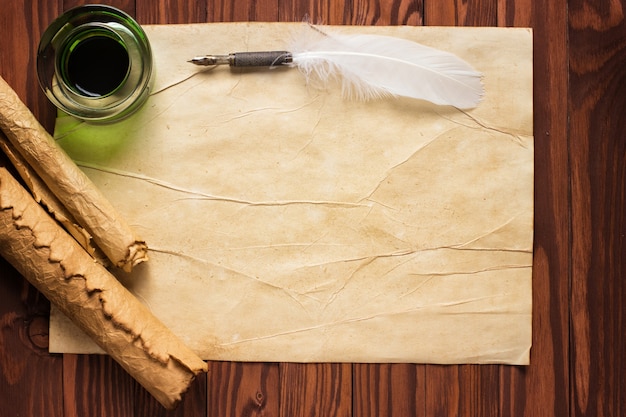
[0, 0, 624, 416]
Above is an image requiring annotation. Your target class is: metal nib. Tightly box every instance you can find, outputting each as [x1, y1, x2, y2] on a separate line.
[188, 51, 293, 68]
[188, 55, 231, 66]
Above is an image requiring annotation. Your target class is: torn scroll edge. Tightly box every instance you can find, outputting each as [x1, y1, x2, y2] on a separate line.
[0, 131, 108, 264]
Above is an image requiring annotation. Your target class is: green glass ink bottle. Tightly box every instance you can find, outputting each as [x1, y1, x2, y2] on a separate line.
[37, 5, 154, 123]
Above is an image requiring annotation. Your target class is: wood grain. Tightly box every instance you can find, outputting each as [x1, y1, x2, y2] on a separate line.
[0, 0, 61, 392]
[348, 0, 422, 25]
[497, 0, 533, 26]
[1, 0, 623, 416]
[484, 0, 573, 416]
[278, 0, 353, 23]
[423, 365, 501, 416]
[280, 363, 352, 417]
[423, 0, 497, 26]
[498, 0, 571, 416]
[0, 259, 64, 417]
[137, 0, 208, 24]
[63, 0, 136, 15]
[208, 362, 280, 417]
[0, 1, 60, 130]
[209, 0, 279, 22]
[62, 354, 135, 417]
[353, 364, 426, 417]
[569, 0, 626, 415]
[278, 0, 421, 24]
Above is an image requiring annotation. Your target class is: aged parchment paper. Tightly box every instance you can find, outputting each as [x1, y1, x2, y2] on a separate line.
[49, 23, 533, 364]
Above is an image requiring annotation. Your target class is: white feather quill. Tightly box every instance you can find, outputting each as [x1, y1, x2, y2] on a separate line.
[288, 29, 484, 108]
[189, 27, 484, 109]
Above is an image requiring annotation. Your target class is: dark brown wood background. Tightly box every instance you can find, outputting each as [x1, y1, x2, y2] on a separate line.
[0, 0, 624, 416]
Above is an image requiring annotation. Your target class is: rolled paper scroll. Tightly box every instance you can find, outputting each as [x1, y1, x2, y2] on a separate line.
[0, 76, 146, 271]
[0, 132, 104, 262]
[0, 167, 207, 409]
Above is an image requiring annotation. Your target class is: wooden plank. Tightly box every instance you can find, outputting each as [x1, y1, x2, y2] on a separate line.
[568, 1, 626, 416]
[496, 0, 532, 27]
[498, 0, 570, 416]
[0, 260, 64, 417]
[0, 0, 61, 130]
[0, 2, 64, 416]
[459, 365, 500, 416]
[136, 0, 208, 24]
[267, 0, 422, 26]
[278, 0, 353, 23]
[63, 0, 136, 16]
[423, 365, 500, 417]
[279, 363, 352, 417]
[208, 0, 279, 22]
[353, 364, 426, 417]
[349, 0, 422, 25]
[424, 366, 461, 416]
[423, 0, 497, 26]
[208, 362, 280, 417]
[62, 354, 135, 417]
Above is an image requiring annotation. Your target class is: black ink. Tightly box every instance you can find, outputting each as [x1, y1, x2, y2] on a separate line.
[67, 36, 129, 97]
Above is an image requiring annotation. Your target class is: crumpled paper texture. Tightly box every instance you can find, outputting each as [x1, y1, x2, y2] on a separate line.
[50, 23, 533, 364]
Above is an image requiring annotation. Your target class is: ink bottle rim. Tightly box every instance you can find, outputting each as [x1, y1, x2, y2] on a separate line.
[37, 5, 154, 123]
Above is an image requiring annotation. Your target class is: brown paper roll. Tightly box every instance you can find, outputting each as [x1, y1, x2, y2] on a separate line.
[0, 132, 104, 262]
[0, 76, 147, 271]
[0, 167, 207, 409]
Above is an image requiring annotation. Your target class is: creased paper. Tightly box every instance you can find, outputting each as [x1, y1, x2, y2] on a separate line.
[49, 23, 533, 364]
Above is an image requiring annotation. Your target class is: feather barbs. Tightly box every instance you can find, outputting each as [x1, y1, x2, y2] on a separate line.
[288, 30, 485, 109]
